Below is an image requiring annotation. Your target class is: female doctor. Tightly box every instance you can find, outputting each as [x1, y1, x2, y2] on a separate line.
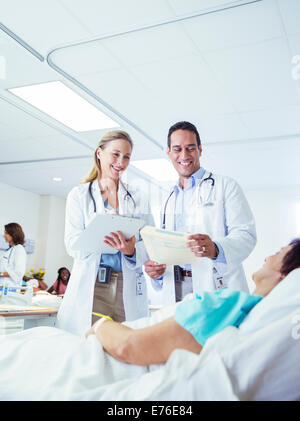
[0, 223, 27, 287]
[56, 130, 154, 336]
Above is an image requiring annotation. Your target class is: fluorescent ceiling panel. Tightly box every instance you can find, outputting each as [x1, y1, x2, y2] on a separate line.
[8, 81, 119, 132]
[131, 159, 178, 181]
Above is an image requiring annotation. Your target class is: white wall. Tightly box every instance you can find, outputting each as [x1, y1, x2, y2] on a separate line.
[34, 195, 73, 287]
[243, 185, 300, 291]
[0, 182, 72, 288]
[0, 181, 40, 271]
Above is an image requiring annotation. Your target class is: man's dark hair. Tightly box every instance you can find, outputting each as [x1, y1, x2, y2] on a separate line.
[280, 238, 300, 276]
[167, 121, 201, 148]
[4, 223, 25, 246]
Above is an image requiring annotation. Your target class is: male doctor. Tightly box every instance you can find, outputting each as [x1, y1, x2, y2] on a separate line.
[144, 121, 256, 304]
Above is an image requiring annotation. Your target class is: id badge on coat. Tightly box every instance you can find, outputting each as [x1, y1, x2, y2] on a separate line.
[136, 273, 143, 296]
[215, 276, 226, 290]
[97, 265, 112, 283]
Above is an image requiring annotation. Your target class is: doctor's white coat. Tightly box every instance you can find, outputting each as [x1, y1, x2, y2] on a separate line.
[56, 179, 154, 336]
[153, 170, 257, 306]
[0, 244, 26, 287]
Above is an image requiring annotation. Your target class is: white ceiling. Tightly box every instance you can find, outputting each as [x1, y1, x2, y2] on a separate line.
[0, 0, 300, 197]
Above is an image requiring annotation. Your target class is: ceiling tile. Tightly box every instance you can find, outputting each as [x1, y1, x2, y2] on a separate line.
[0, 120, 27, 142]
[239, 105, 300, 138]
[198, 113, 250, 142]
[277, 0, 300, 36]
[168, 0, 249, 15]
[102, 24, 198, 66]
[181, 0, 283, 52]
[50, 41, 122, 78]
[30, 133, 91, 156]
[0, 98, 60, 138]
[0, 133, 88, 162]
[0, 42, 58, 89]
[202, 136, 300, 189]
[59, 0, 174, 36]
[204, 38, 300, 112]
[0, 0, 91, 55]
[129, 55, 235, 115]
[288, 34, 300, 58]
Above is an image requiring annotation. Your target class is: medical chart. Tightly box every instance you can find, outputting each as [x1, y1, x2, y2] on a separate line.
[140, 226, 202, 265]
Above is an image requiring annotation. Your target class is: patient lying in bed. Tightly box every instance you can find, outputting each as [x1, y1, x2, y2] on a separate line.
[0, 239, 299, 401]
[86, 239, 300, 366]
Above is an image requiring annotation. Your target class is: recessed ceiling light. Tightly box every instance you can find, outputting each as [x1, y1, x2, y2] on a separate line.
[131, 159, 178, 182]
[8, 81, 119, 132]
[52, 177, 62, 182]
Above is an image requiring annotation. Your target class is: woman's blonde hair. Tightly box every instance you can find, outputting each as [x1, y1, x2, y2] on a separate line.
[84, 130, 133, 183]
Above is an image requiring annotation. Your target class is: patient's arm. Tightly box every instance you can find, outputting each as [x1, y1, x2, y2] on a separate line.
[91, 317, 202, 366]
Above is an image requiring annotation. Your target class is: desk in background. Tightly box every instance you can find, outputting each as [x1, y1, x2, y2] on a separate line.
[0, 306, 58, 334]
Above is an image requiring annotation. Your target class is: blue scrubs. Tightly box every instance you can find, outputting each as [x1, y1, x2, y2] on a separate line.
[175, 289, 263, 346]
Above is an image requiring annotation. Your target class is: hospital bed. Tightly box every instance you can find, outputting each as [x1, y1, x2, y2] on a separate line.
[0, 268, 299, 401]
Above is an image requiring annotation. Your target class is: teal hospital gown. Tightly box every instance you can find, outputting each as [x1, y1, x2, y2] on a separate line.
[174, 289, 263, 346]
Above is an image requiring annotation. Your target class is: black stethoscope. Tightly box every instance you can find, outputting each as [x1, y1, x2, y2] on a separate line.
[88, 181, 135, 213]
[162, 172, 215, 229]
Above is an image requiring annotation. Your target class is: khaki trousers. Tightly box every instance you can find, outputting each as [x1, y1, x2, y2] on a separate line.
[92, 272, 125, 324]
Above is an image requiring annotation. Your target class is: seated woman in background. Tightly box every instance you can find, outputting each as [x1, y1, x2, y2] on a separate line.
[0, 223, 26, 287]
[87, 238, 300, 366]
[48, 267, 70, 295]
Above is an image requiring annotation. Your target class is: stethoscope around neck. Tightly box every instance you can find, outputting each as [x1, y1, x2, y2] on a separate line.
[88, 180, 135, 213]
[162, 172, 215, 229]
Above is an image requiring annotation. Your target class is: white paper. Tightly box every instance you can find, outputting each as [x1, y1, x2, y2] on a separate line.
[140, 226, 202, 265]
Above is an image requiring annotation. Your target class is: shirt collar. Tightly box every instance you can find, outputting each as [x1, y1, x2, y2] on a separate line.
[173, 167, 206, 194]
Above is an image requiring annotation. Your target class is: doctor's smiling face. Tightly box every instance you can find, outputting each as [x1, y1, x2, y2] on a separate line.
[96, 138, 132, 181]
[167, 128, 202, 187]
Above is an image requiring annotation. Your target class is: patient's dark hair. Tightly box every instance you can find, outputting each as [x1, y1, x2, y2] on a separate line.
[280, 238, 300, 276]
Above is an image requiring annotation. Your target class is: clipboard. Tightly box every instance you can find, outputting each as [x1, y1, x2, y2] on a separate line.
[73, 214, 146, 254]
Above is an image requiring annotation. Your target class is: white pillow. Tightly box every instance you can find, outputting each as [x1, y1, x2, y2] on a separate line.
[239, 268, 300, 336]
[219, 268, 300, 400]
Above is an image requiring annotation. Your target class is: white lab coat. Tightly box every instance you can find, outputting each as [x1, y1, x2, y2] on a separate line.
[0, 244, 27, 287]
[155, 171, 256, 306]
[56, 179, 154, 336]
